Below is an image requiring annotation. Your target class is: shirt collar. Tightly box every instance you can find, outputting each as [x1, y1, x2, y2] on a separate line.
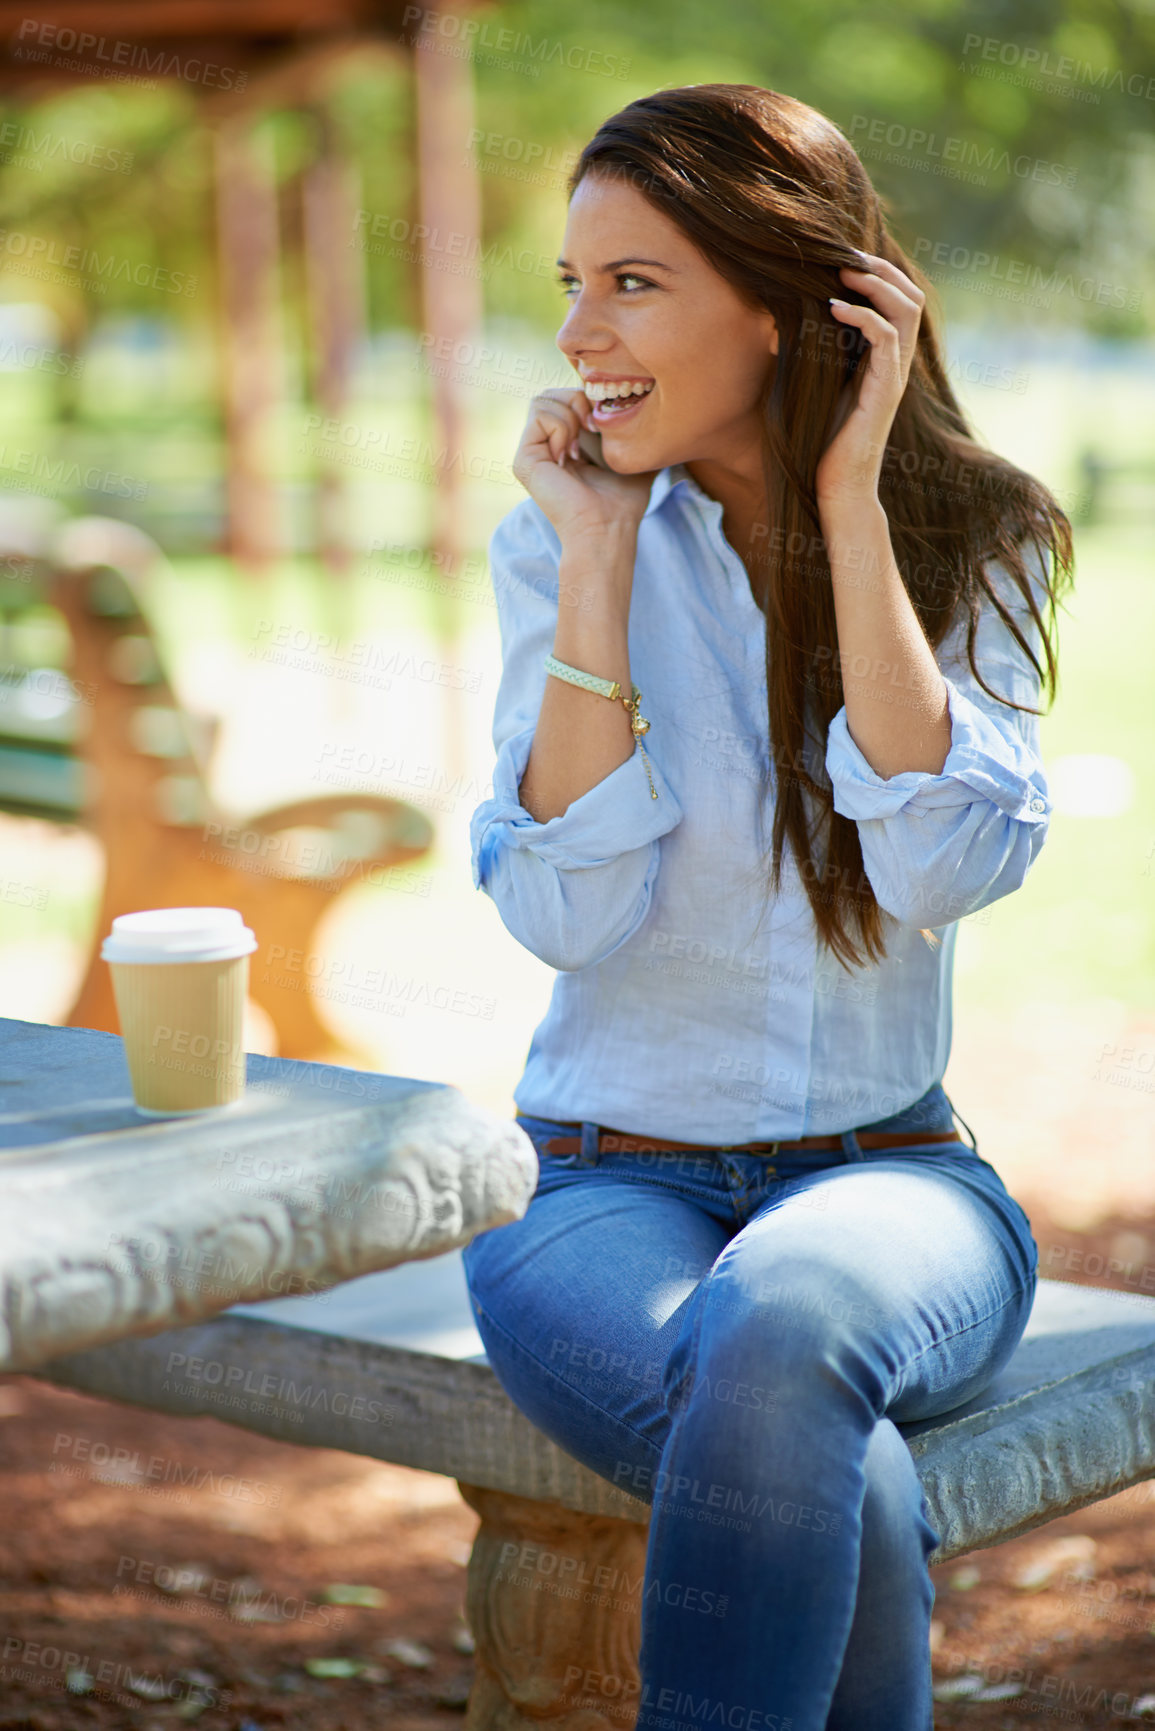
[642, 463, 708, 518]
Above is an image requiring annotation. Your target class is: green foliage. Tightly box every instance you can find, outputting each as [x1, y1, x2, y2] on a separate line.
[0, 0, 1150, 339]
[468, 0, 1153, 334]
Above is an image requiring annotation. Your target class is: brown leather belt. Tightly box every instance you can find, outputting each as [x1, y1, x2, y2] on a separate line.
[538, 1125, 964, 1158]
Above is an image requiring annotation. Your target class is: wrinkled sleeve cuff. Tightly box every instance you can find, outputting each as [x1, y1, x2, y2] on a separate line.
[471, 723, 684, 888]
[825, 674, 1051, 824]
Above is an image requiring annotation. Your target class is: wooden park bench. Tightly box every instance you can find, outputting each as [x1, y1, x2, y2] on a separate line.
[32, 1158, 1155, 1726]
[0, 501, 433, 1060]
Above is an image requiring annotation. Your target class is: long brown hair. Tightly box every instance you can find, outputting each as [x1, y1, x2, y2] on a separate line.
[567, 84, 1075, 971]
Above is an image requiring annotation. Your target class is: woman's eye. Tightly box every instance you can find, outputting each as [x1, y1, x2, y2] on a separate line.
[555, 274, 654, 297]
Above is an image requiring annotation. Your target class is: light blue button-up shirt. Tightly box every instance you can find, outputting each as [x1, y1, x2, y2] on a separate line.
[470, 463, 1052, 1142]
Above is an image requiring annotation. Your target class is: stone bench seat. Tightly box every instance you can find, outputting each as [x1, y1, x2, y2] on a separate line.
[34, 1255, 1155, 1552]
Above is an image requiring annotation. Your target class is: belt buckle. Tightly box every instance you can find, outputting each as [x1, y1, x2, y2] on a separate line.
[718, 1139, 780, 1159]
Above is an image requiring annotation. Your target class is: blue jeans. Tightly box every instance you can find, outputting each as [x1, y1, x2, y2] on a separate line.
[462, 1085, 1038, 1731]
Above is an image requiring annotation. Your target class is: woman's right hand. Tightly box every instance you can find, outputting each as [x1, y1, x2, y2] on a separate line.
[512, 388, 658, 542]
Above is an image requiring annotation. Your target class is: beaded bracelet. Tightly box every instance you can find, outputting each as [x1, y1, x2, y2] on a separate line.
[543, 652, 658, 799]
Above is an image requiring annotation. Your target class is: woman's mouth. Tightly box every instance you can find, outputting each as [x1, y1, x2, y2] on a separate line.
[584, 379, 655, 428]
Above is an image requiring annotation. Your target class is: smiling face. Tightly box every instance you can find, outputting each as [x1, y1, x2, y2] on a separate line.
[556, 173, 779, 480]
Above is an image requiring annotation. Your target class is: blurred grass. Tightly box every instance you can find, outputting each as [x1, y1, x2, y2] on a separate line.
[953, 522, 1152, 1016]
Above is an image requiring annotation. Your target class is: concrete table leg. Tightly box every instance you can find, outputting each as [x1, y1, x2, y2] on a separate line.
[457, 1482, 645, 1729]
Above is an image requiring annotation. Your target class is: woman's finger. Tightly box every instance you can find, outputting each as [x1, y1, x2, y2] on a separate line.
[524, 395, 587, 464]
[844, 252, 926, 306]
[829, 298, 911, 392]
[533, 387, 593, 433]
[516, 423, 570, 481]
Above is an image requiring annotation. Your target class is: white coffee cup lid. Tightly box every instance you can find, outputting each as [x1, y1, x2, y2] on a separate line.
[101, 907, 258, 965]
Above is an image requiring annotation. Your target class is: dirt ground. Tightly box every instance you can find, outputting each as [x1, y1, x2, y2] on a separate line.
[2, 1198, 1155, 1731]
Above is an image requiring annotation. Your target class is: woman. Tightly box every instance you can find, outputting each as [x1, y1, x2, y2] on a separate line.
[464, 83, 1073, 1731]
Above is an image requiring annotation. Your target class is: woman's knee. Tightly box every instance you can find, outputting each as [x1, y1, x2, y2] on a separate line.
[733, 1245, 883, 1328]
[670, 1250, 890, 1400]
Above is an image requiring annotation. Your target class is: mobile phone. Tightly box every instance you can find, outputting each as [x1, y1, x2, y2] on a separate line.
[576, 426, 609, 469]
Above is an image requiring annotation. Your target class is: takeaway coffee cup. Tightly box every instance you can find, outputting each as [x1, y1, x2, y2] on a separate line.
[101, 907, 258, 1116]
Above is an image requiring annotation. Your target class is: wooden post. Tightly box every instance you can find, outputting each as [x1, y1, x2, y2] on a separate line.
[302, 102, 367, 586]
[413, 7, 484, 798]
[213, 113, 284, 575]
[457, 1482, 645, 1731]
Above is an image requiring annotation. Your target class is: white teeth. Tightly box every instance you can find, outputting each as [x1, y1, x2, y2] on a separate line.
[583, 379, 655, 401]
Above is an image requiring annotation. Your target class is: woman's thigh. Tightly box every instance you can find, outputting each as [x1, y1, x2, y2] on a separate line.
[682, 1150, 1039, 1426]
[464, 1136, 1039, 1488]
[462, 1160, 733, 1482]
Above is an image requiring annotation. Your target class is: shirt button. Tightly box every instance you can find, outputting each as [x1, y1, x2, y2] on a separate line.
[1029, 797, 1046, 813]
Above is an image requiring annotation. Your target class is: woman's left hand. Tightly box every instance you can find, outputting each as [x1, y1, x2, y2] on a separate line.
[814, 252, 926, 510]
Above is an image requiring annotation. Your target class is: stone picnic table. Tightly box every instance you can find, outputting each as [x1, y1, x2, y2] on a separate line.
[0, 1015, 536, 1375]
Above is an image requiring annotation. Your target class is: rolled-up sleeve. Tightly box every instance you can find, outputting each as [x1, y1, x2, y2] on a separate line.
[470, 500, 684, 971]
[824, 538, 1053, 927]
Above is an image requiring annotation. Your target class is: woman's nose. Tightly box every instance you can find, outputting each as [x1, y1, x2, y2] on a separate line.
[556, 312, 584, 360]
[557, 296, 607, 361]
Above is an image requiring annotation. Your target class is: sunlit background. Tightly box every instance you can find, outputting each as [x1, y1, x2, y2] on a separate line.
[1, 0, 1152, 1234]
